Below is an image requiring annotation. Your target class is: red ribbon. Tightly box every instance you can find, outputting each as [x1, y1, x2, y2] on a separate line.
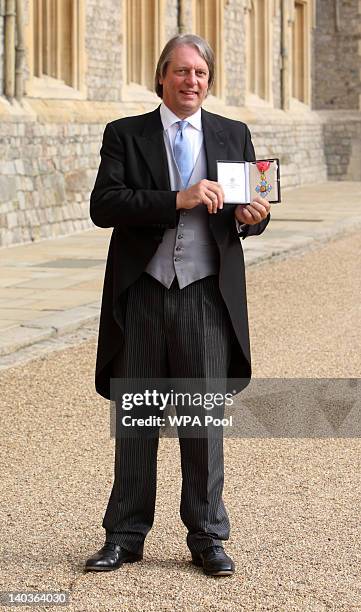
[256, 161, 271, 173]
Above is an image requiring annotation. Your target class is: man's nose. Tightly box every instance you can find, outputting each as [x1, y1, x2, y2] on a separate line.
[185, 70, 197, 86]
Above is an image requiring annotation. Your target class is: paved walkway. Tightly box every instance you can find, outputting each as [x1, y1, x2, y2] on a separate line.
[1, 181, 360, 362]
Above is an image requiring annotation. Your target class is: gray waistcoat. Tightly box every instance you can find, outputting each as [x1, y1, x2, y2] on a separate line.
[145, 138, 219, 289]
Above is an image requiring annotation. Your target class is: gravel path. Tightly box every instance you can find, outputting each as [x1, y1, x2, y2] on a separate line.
[1, 230, 360, 611]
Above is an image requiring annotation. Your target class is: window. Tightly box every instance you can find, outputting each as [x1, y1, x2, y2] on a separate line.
[193, 0, 224, 98]
[125, 0, 162, 91]
[292, 0, 310, 103]
[245, 0, 271, 101]
[27, 0, 85, 96]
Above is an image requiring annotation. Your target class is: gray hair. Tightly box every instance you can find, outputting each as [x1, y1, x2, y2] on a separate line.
[154, 34, 215, 98]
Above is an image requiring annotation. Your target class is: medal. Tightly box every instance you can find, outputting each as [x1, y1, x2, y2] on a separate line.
[255, 161, 272, 197]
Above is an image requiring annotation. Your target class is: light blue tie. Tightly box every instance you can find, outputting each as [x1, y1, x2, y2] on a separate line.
[173, 120, 193, 188]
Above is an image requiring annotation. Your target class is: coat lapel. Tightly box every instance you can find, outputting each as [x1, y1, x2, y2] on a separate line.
[134, 107, 228, 188]
[201, 108, 228, 180]
[134, 107, 171, 190]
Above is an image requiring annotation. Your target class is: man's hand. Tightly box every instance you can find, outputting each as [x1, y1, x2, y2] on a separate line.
[235, 196, 270, 225]
[176, 180, 224, 215]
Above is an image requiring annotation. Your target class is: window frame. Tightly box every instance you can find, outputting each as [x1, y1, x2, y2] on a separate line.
[25, 0, 86, 100]
[192, 0, 225, 100]
[121, 0, 165, 101]
[244, 0, 273, 106]
[290, 0, 312, 106]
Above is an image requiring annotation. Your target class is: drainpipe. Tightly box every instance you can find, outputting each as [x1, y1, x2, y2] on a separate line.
[4, 0, 16, 98]
[15, 0, 25, 100]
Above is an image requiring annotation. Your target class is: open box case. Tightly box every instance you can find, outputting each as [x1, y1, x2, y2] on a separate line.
[217, 158, 281, 204]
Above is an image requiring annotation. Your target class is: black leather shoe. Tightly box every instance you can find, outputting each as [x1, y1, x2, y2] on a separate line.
[191, 545, 235, 576]
[85, 542, 143, 572]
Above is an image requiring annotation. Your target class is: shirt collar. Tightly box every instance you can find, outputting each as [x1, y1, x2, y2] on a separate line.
[160, 102, 202, 132]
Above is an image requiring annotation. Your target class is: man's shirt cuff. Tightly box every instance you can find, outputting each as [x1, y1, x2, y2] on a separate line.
[235, 218, 248, 238]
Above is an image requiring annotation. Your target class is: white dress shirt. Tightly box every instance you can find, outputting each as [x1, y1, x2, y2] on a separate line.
[159, 102, 246, 236]
[159, 103, 203, 169]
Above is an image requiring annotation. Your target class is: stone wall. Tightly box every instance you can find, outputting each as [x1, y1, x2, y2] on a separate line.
[320, 112, 361, 180]
[224, 0, 246, 106]
[0, 0, 4, 97]
[178, 0, 193, 32]
[313, 0, 361, 109]
[164, 0, 178, 40]
[250, 117, 327, 188]
[86, 0, 123, 101]
[0, 112, 100, 246]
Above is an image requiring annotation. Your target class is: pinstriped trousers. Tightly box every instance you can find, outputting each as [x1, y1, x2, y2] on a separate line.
[103, 273, 233, 554]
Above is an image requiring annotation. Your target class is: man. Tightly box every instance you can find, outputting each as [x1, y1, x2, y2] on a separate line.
[85, 34, 270, 576]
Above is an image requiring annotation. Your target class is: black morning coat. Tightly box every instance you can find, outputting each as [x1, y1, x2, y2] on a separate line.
[90, 106, 270, 400]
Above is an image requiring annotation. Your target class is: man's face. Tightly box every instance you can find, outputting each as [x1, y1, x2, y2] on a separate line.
[159, 45, 210, 118]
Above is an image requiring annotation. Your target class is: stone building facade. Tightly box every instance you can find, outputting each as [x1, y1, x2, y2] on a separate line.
[0, 0, 360, 246]
[0, 1, 3, 98]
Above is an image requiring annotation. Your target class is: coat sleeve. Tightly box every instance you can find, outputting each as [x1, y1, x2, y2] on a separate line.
[90, 122, 178, 229]
[237, 125, 271, 239]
